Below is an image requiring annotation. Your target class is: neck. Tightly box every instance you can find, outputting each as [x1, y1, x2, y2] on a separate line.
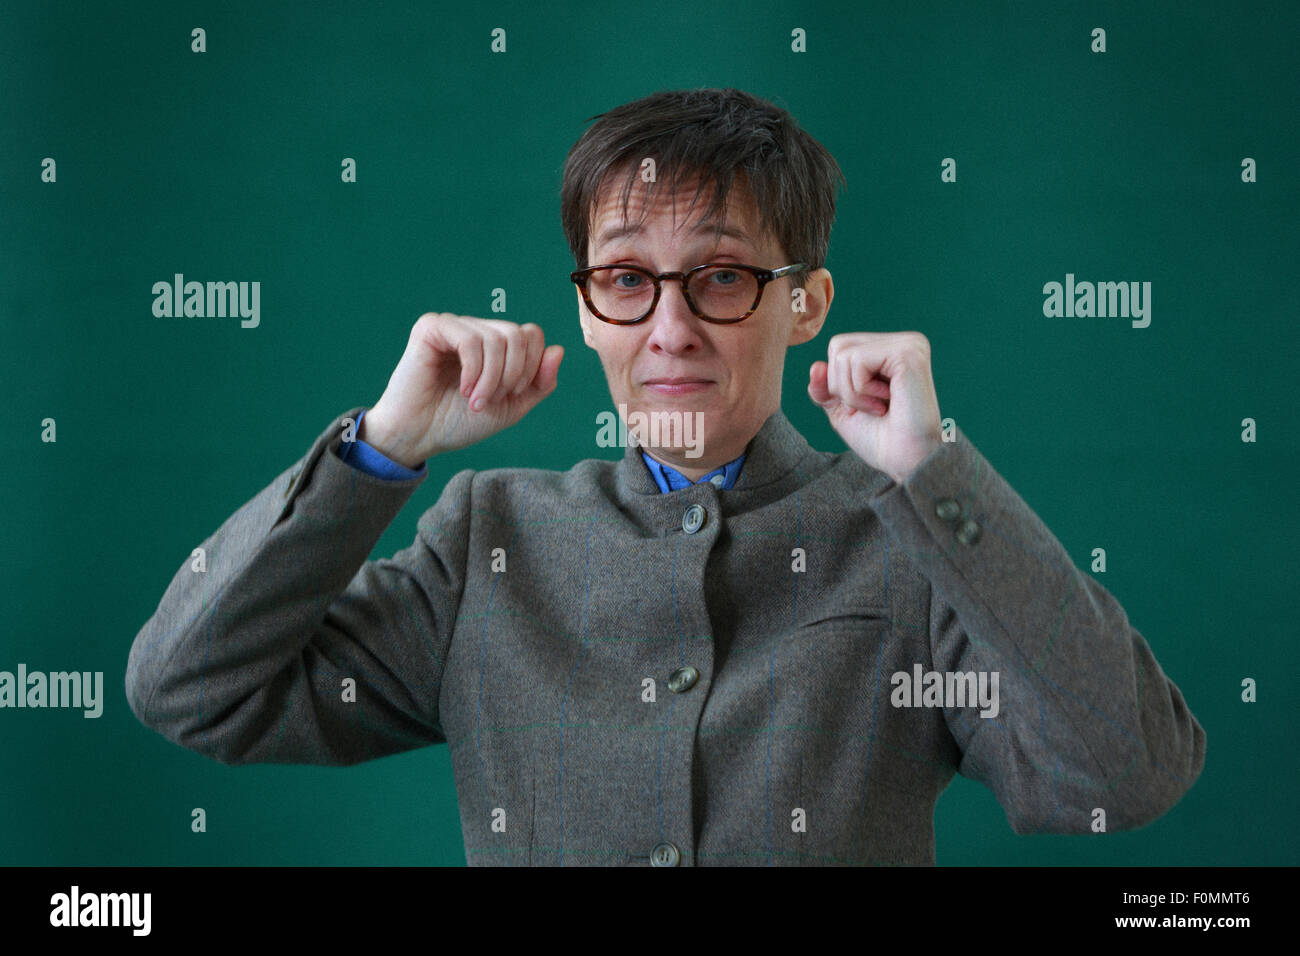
[631, 403, 777, 481]
[642, 443, 743, 481]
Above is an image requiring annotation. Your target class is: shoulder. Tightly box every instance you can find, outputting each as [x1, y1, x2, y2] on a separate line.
[795, 443, 895, 499]
[424, 456, 623, 509]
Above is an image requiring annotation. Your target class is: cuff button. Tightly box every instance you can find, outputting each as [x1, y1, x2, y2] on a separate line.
[935, 498, 961, 522]
[955, 518, 982, 546]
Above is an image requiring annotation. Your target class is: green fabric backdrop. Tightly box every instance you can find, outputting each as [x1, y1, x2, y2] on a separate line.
[1, 0, 1294, 865]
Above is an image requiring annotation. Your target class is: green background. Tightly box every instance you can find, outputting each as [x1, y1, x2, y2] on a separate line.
[1, 0, 1294, 865]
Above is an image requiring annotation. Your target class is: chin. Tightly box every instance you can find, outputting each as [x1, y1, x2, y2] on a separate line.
[615, 399, 715, 459]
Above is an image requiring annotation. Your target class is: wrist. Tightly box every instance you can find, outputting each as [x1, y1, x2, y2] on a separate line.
[359, 408, 426, 469]
[890, 436, 942, 485]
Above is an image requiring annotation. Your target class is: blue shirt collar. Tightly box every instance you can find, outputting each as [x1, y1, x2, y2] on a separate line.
[640, 450, 747, 493]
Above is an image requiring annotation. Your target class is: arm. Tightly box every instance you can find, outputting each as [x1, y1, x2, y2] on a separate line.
[125, 406, 472, 766]
[868, 426, 1206, 833]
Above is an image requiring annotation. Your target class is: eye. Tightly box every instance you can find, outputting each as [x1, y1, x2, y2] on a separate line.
[612, 270, 645, 288]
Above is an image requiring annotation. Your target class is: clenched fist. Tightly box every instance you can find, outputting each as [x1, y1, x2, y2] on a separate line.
[808, 331, 942, 485]
[360, 313, 564, 468]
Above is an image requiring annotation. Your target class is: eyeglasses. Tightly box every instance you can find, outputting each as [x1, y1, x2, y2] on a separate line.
[570, 261, 808, 324]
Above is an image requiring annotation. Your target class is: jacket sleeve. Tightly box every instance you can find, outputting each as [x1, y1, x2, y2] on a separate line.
[125, 406, 474, 767]
[867, 425, 1206, 834]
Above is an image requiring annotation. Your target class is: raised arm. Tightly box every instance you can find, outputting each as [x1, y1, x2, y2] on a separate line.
[126, 312, 563, 765]
[125, 408, 473, 765]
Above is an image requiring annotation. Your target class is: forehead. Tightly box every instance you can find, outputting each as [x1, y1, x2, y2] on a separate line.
[588, 171, 768, 255]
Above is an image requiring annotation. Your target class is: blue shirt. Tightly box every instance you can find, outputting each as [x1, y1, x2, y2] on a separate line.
[338, 409, 746, 492]
[638, 448, 746, 492]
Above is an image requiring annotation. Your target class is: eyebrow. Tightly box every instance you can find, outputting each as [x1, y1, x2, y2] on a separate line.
[594, 219, 754, 250]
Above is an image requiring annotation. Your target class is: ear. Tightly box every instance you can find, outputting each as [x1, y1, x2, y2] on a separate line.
[786, 267, 833, 346]
[577, 287, 597, 347]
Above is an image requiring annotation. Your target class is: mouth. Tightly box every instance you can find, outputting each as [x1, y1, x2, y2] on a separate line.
[642, 378, 714, 396]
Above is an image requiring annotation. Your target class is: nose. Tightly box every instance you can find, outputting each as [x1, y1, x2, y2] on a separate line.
[645, 277, 703, 354]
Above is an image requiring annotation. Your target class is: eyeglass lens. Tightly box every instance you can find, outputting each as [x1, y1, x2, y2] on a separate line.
[586, 266, 759, 322]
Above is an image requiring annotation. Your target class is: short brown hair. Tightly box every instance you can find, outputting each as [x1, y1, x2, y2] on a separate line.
[560, 88, 846, 290]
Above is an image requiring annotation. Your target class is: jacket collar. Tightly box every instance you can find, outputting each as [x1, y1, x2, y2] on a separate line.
[613, 408, 827, 528]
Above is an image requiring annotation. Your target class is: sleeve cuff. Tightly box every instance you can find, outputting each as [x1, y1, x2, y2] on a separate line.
[335, 408, 427, 480]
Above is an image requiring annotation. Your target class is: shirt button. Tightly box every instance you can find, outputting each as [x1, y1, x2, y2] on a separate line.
[667, 666, 700, 693]
[708, 474, 726, 488]
[681, 504, 706, 534]
[955, 518, 982, 546]
[650, 842, 680, 867]
[935, 498, 961, 522]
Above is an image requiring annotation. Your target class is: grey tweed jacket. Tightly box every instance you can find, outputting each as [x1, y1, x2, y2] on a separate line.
[126, 405, 1205, 865]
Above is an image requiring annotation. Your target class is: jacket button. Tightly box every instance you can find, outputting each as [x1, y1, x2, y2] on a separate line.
[955, 518, 982, 546]
[681, 504, 706, 534]
[650, 842, 680, 867]
[935, 498, 961, 522]
[667, 666, 700, 693]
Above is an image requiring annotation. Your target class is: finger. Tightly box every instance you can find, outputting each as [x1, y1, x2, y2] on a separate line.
[826, 348, 844, 404]
[808, 362, 839, 409]
[532, 344, 564, 395]
[471, 329, 505, 411]
[863, 377, 892, 399]
[817, 358, 887, 416]
[833, 350, 872, 411]
[848, 355, 888, 400]
[846, 356, 889, 412]
[458, 336, 484, 403]
[512, 324, 544, 396]
[515, 344, 564, 415]
[428, 318, 483, 402]
[492, 325, 526, 404]
[860, 396, 889, 414]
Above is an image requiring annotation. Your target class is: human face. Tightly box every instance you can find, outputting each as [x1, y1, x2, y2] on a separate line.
[578, 175, 830, 478]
